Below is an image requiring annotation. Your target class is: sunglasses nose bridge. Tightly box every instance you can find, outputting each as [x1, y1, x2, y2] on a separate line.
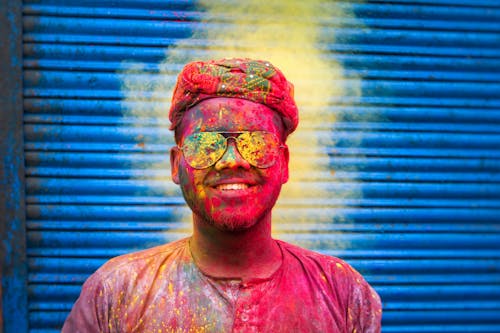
[214, 136, 251, 170]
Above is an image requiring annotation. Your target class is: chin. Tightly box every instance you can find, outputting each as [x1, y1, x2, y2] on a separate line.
[210, 213, 260, 232]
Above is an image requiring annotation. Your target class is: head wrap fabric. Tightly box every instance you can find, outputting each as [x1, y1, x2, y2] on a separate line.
[169, 58, 299, 138]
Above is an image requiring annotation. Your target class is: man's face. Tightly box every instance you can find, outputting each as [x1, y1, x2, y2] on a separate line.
[171, 97, 289, 232]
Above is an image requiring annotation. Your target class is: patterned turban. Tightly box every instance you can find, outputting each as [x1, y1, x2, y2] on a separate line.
[169, 58, 299, 138]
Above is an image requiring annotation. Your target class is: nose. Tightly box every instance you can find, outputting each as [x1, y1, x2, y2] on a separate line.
[214, 139, 251, 170]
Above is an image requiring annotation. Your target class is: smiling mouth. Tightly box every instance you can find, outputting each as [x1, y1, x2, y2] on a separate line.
[215, 183, 250, 191]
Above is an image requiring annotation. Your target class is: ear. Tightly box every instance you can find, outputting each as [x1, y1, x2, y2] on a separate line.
[170, 146, 181, 184]
[280, 145, 289, 184]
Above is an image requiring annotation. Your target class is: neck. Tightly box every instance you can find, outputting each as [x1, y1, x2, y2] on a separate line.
[189, 213, 282, 282]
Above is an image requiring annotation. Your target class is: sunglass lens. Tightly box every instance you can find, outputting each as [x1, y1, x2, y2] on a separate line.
[182, 132, 226, 169]
[237, 132, 280, 168]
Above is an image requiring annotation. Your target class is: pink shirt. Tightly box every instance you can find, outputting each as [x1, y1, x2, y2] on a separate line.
[63, 238, 381, 332]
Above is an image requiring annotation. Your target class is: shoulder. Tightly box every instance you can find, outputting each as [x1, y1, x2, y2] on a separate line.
[277, 239, 356, 274]
[63, 239, 192, 331]
[277, 239, 379, 297]
[88, 237, 189, 286]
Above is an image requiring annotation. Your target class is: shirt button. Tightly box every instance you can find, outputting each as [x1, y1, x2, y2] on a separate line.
[240, 313, 249, 322]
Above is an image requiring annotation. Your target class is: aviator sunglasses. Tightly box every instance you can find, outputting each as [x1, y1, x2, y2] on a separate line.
[179, 131, 286, 169]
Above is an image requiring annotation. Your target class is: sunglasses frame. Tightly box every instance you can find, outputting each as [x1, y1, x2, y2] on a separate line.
[178, 131, 286, 169]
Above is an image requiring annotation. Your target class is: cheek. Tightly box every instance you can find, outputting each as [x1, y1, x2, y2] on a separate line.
[258, 168, 285, 204]
[265, 174, 282, 188]
[180, 167, 206, 201]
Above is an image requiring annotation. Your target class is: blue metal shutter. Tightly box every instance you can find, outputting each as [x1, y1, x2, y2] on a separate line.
[23, 1, 500, 332]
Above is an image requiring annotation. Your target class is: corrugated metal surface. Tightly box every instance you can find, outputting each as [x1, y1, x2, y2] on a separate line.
[1, 1, 28, 332]
[22, 0, 500, 332]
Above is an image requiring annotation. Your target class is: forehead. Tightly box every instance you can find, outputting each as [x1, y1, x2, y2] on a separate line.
[178, 97, 285, 137]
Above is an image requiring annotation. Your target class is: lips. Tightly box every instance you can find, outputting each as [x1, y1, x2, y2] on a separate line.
[206, 174, 259, 197]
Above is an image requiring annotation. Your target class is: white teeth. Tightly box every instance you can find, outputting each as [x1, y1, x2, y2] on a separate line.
[216, 183, 249, 191]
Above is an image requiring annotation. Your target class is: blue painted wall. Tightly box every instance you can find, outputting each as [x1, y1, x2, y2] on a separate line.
[1, 1, 28, 332]
[2, 1, 500, 331]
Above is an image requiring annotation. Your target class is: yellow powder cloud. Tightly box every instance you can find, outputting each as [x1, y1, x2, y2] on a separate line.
[122, 0, 363, 243]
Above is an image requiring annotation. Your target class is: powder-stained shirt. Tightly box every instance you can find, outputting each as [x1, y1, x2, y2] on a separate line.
[62, 238, 382, 333]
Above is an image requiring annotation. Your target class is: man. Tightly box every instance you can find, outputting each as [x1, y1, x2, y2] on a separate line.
[63, 58, 382, 332]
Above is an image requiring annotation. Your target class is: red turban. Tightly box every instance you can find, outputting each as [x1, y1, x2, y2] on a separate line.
[169, 58, 299, 138]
